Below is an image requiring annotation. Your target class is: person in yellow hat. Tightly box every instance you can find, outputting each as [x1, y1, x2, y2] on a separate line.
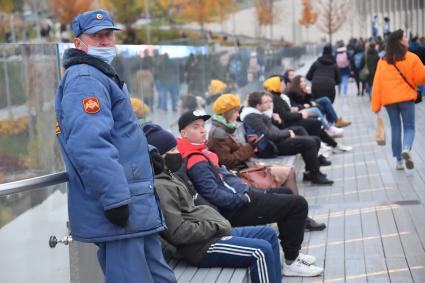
[131, 97, 151, 124]
[206, 79, 228, 105]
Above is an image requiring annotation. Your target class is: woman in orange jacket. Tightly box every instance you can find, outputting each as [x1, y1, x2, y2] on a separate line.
[372, 29, 425, 170]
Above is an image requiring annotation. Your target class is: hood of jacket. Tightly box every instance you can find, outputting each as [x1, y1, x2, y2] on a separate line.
[176, 138, 220, 168]
[317, 54, 336, 65]
[239, 106, 262, 121]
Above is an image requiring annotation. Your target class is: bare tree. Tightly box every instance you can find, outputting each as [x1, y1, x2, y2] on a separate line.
[315, 0, 350, 44]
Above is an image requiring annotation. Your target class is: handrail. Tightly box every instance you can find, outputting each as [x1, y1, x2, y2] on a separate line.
[0, 171, 68, 197]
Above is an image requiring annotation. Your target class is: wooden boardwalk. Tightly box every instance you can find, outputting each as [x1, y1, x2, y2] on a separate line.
[291, 89, 425, 283]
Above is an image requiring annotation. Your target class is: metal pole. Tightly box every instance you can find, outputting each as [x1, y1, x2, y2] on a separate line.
[144, 0, 151, 44]
[2, 49, 13, 119]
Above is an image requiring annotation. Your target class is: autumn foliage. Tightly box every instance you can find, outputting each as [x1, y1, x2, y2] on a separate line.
[50, 0, 95, 24]
[299, 0, 318, 28]
[254, 0, 274, 27]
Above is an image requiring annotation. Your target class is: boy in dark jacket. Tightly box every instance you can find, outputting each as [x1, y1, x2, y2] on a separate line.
[175, 111, 324, 277]
[144, 124, 282, 283]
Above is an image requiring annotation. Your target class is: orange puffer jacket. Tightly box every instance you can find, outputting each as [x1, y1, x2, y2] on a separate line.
[371, 51, 425, 113]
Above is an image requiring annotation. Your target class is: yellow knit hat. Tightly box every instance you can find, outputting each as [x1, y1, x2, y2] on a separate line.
[209, 80, 228, 95]
[130, 97, 150, 118]
[212, 93, 240, 114]
[263, 76, 282, 93]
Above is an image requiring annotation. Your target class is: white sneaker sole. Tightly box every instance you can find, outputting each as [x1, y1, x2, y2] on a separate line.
[283, 270, 323, 277]
[402, 151, 414, 169]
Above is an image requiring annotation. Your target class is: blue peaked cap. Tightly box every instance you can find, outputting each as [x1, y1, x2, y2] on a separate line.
[71, 10, 120, 37]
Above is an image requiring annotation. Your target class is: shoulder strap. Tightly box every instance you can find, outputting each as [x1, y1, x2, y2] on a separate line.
[393, 63, 416, 91]
[184, 152, 219, 176]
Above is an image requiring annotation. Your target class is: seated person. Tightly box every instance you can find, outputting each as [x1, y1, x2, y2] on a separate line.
[175, 111, 324, 277]
[286, 75, 351, 128]
[208, 93, 326, 231]
[240, 91, 334, 185]
[144, 124, 282, 283]
[264, 75, 352, 152]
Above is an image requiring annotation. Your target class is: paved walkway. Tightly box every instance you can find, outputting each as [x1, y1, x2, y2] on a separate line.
[291, 85, 425, 283]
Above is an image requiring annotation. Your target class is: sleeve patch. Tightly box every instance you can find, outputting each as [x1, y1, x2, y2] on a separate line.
[82, 97, 100, 114]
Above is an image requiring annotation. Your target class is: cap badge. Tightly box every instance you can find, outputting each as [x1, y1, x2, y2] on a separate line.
[96, 13, 103, 20]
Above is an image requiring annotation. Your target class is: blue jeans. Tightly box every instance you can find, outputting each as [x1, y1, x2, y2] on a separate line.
[385, 101, 415, 160]
[198, 226, 282, 283]
[97, 234, 177, 283]
[306, 106, 331, 129]
[338, 74, 350, 95]
[314, 96, 338, 123]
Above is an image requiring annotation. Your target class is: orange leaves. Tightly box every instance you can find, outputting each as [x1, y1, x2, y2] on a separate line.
[254, 0, 274, 27]
[50, 0, 95, 24]
[0, 116, 28, 136]
[298, 0, 318, 27]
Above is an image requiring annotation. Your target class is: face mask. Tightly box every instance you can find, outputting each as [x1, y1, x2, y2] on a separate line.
[164, 153, 183, 173]
[263, 108, 273, 118]
[79, 39, 117, 64]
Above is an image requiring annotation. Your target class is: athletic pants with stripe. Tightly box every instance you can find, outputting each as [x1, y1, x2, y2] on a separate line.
[197, 226, 281, 283]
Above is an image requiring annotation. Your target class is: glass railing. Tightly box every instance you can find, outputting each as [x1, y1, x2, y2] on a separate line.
[0, 42, 322, 282]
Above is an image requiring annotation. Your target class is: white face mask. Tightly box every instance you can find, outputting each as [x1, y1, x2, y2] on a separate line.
[79, 39, 117, 65]
[263, 108, 273, 118]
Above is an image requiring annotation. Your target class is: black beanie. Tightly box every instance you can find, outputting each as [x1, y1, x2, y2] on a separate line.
[143, 124, 177, 155]
[323, 44, 332, 56]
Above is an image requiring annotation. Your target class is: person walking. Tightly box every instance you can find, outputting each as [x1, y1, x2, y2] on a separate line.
[55, 9, 176, 283]
[372, 29, 425, 170]
[306, 44, 341, 103]
[360, 42, 380, 97]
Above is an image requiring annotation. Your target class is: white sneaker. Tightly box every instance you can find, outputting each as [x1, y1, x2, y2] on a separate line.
[283, 257, 323, 277]
[402, 150, 414, 169]
[325, 126, 344, 138]
[319, 143, 332, 158]
[396, 160, 404, 170]
[332, 143, 353, 153]
[298, 253, 316, 265]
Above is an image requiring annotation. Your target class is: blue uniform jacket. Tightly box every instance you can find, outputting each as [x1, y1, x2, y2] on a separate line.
[188, 161, 249, 218]
[55, 49, 165, 242]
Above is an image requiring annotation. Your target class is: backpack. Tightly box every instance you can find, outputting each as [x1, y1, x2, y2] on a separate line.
[354, 53, 363, 70]
[336, 52, 349, 68]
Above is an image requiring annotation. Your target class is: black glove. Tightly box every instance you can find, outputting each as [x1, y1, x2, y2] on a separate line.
[104, 204, 129, 227]
[150, 150, 164, 175]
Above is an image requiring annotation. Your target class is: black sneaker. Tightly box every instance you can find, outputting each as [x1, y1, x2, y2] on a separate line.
[305, 217, 327, 231]
[318, 155, 331, 166]
[303, 171, 326, 181]
[310, 173, 334, 185]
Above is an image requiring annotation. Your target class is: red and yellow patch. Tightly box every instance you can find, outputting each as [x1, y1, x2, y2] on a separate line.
[55, 119, 61, 135]
[82, 97, 100, 114]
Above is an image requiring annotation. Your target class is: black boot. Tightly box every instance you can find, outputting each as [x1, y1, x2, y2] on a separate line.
[303, 171, 327, 181]
[318, 155, 332, 166]
[305, 217, 327, 231]
[310, 172, 334, 185]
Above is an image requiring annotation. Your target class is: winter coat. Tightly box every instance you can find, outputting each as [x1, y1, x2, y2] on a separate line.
[208, 119, 254, 170]
[240, 107, 290, 143]
[360, 48, 380, 85]
[306, 55, 341, 102]
[372, 51, 425, 112]
[285, 90, 312, 110]
[271, 91, 302, 123]
[55, 48, 165, 242]
[155, 171, 231, 264]
[176, 138, 249, 218]
[408, 41, 425, 64]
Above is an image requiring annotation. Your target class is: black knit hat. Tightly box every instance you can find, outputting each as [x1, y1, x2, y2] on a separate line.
[143, 124, 177, 155]
[323, 44, 333, 56]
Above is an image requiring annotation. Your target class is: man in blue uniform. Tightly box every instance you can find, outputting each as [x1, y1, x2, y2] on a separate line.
[54, 9, 176, 283]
